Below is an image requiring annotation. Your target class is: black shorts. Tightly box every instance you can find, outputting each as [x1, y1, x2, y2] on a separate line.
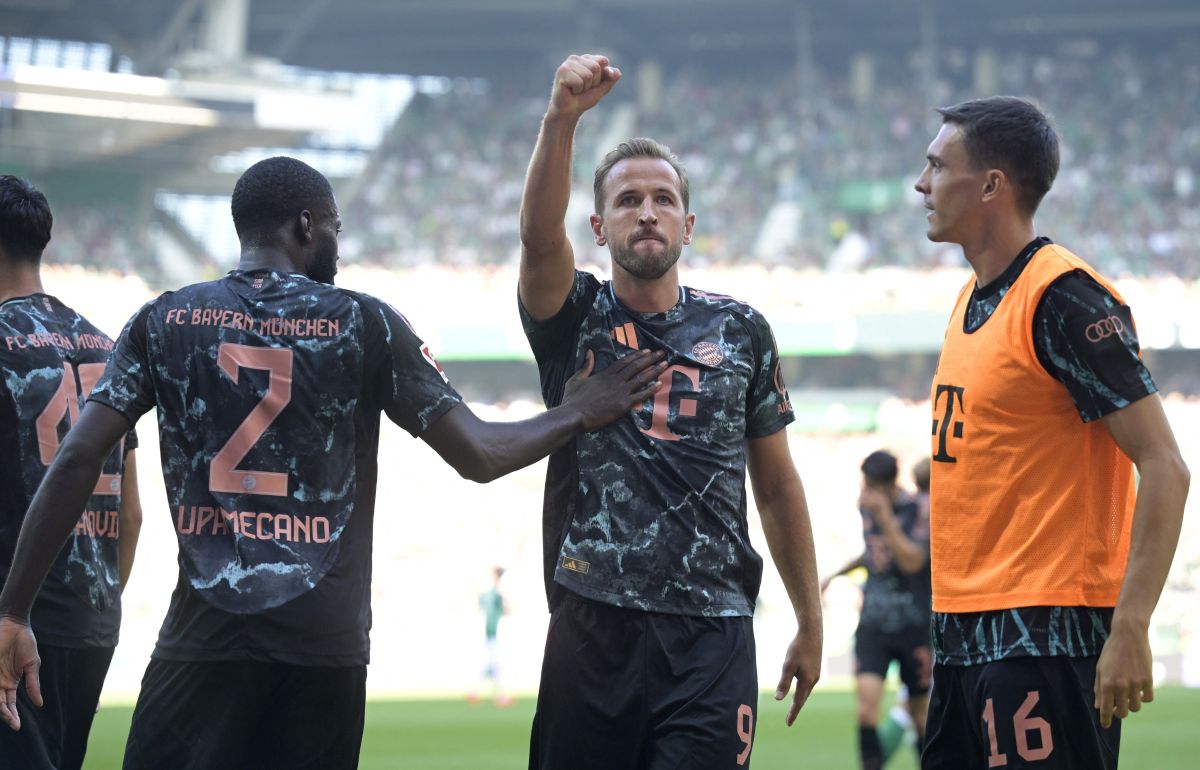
[0, 644, 113, 770]
[923, 656, 1119, 770]
[123, 658, 366, 770]
[529, 593, 758, 770]
[854, 623, 932, 696]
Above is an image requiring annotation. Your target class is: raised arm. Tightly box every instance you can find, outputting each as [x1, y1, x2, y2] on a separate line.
[820, 554, 865, 595]
[0, 401, 132, 730]
[421, 349, 663, 483]
[518, 54, 621, 321]
[1094, 393, 1190, 728]
[858, 487, 929, 575]
[747, 429, 823, 727]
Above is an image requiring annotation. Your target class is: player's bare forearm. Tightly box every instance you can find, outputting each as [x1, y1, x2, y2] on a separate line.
[822, 556, 864, 592]
[1112, 456, 1189, 629]
[519, 54, 620, 321]
[1094, 394, 1190, 727]
[519, 114, 577, 257]
[429, 402, 584, 483]
[833, 555, 864, 578]
[518, 115, 578, 320]
[1103, 395, 1190, 629]
[757, 485, 822, 629]
[874, 510, 929, 575]
[422, 350, 664, 483]
[758, 484, 823, 725]
[118, 451, 143, 593]
[747, 432, 823, 725]
[0, 404, 128, 620]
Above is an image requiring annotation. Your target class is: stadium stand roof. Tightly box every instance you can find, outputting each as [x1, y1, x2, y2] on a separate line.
[2, 0, 1196, 194]
[3, 0, 1199, 78]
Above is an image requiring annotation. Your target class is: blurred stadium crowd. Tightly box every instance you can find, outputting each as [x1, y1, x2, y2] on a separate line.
[334, 43, 1199, 277]
[40, 43, 1198, 282]
[38, 42, 1199, 372]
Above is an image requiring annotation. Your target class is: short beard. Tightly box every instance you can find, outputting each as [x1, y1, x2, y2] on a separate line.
[310, 252, 338, 284]
[610, 240, 682, 281]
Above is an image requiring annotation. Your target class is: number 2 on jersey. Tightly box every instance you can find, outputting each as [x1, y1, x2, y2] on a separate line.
[209, 343, 293, 497]
[35, 361, 122, 495]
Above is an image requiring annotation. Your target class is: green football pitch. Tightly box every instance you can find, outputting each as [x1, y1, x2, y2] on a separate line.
[82, 688, 1199, 769]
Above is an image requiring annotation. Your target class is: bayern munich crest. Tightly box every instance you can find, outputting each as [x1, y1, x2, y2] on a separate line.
[691, 341, 724, 366]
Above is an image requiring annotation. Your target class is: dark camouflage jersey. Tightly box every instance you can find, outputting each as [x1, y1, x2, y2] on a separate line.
[521, 271, 794, 618]
[857, 492, 931, 635]
[90, 270, 461, 666]
[0, 294, 136, 648]
[936, 237, 1155, 665]
[934, 606, 1113, 666]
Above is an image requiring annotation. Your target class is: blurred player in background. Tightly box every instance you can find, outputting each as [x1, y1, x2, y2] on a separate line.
[821, 450, 930, 769]
[0, 157, 667, 768]
[916, 96, 1190, 769]
[469, 565, 512, 707]
[518, 54, 822, 769]
[0, 175, 142, 770]
[910, 456, 930, 524]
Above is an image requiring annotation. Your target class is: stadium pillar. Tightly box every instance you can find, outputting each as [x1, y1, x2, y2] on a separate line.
[637, 61, 664, 118]
[850, 54, 875, 106]
[918, 0, 939, 100]
[793, 3, 816, 125]
[973, 49, 998, 95]
[203, 0, 249, 64]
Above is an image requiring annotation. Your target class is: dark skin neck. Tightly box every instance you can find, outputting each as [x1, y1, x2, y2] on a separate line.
[237, 244, 305, 274]
[0, 258, 45, 305]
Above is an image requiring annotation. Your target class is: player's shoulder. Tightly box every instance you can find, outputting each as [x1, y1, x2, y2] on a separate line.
[1034, 241, 1104, 280]
[336, 287, 419, 335]
[0, 293, 97, 335]
[573, 269, 606, 302]
[0, 293, 48, 330]
[336, 287, 392, 320]
[683, 285, 767, 325]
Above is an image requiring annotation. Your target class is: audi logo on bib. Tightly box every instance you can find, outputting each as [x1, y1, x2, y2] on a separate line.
[1085, 315, 1125, 342]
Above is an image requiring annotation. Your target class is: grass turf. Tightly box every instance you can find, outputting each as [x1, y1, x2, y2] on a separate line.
[83, 688, 1199, 769]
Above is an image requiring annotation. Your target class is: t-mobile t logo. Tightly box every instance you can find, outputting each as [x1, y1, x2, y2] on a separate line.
[641, 364, 701, 441]
[932, 384, 965, 463]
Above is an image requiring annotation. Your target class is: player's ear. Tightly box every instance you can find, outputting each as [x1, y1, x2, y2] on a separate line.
[682, 212, 696, 245]
[981, 169, 1005, 204]
[590, 213, 606, 246]
[297, 210, 314, 243]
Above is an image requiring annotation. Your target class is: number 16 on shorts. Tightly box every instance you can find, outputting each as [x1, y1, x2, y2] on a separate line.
[982, 691, 1053, 766]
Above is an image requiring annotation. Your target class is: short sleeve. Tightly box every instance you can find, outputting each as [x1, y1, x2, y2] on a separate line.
[88, 302, 158, 426]
[745, 313, 794, 438]
[360, 296, 462, 437]
[519, 271, 602, 366]
[1033, 271, 1157, 422]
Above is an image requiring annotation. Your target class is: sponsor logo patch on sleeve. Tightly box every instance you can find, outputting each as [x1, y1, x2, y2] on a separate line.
[560, 556, 590, 575]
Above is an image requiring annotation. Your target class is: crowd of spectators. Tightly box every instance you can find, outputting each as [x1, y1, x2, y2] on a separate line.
[35, 42, 1197, 283]
[41, 204, 160, 280]
[343, 42, 1198, 280]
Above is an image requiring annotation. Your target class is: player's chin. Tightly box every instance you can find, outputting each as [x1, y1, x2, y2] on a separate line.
[312, 260, 339, 284]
